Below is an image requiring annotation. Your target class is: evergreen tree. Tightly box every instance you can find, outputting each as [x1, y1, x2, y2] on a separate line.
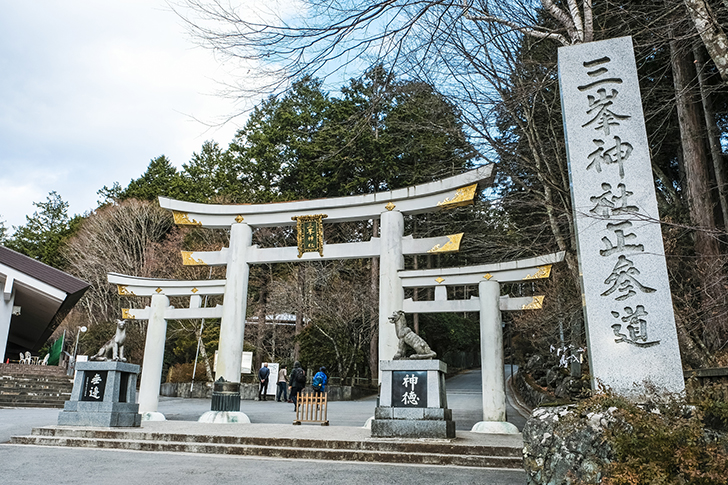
[120, 155, 186, 201]
[5, 191, 80, 268]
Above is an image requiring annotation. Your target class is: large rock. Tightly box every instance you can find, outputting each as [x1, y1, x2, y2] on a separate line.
[522, 406, 615, 485]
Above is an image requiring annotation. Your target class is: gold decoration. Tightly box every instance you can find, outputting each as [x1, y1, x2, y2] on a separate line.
[191, 288, 199, 293]
[181, 251, 206, 266]
[291, 214, 328, 258]
[121, 309, 135, 319]
[521, 296, 545, 310]
[155, 288, 163, 293]
[385, 201, 396, 211]
[235, 215, 244, 223]
[427, 233, 464, 253]
[523, 265, 552, 280]
[435, 277, 445, 284]
[483, 274, 493, 280]
[117, 285, 136, 296]
[437, 183, 478, 208]
[172, 211, 202, 226]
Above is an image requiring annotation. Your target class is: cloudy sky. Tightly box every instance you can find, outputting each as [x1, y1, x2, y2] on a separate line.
[0, 1, 247, 231]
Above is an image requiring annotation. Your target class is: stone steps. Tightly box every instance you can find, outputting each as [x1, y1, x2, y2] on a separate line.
[0, 367, 73, 408]
[11, 426, 524, 469]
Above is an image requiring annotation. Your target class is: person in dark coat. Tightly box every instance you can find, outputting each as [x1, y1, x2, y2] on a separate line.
[258, 362, 270, 401]
[289, 361, 306, 410]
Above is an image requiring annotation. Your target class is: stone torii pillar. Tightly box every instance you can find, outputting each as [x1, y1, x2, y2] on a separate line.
[477, 279, 510, 431]
[137, 294, 168, 420]
[216, 222, 252, 384]
[379, 209, 404, 366]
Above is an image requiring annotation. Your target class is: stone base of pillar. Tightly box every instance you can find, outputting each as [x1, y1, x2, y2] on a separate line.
[372, 407, 456, 438]
[211, 379, 241, 412]
[470, 421, 520, 435]
[371, 359, 455, 439]
[58, 361, 141, 427]
[141, 411, 166, 421]
[198, 411, 251, 424]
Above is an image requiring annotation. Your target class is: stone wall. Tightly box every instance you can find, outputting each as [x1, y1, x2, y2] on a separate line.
[160, 381, 376, 401]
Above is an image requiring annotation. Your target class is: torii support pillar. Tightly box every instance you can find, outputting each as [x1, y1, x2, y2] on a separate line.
[472, 279, 519, 434]
[138, 294, 169, 421]
[379, 209, 404, 366]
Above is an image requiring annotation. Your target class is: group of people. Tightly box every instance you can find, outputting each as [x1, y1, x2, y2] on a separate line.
[257, 361, 328, 410]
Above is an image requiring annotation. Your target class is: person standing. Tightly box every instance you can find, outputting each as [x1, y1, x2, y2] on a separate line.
[312, 366, 327, 395]
[258, 362, 270, 401]
[289, 361, 306, 410]
[276, 365, 288, 402]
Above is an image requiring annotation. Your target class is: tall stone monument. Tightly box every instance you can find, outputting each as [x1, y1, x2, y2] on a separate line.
[558, 36, 684, 396]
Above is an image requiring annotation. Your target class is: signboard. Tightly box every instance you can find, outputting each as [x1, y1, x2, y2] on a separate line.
[292, 214, 328, 257]
[392, 371, 427, 408]
[81, 371, 107, 401]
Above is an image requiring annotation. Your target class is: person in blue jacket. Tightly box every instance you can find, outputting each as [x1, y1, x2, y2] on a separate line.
[312, 366, 327, 395]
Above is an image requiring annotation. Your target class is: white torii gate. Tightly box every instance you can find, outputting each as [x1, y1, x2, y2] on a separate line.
[107, 273, 226, 420]
[158, 166, 494, 391]
[399, 251, 565, 434]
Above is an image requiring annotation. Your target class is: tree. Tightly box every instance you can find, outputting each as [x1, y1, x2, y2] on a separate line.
[119, 155, 186, 202]
[63, 199, 176, 324]
[179, 141, 243, 203]
[5, 191, 80, 268]
[684, 0, 728, 81]
[231, 68, 477, 202]
[0, 217, 7, 244]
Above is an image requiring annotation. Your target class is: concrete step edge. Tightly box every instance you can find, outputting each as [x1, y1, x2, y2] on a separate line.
[30, 427, 523, 457]
[10, 436, 523, 468]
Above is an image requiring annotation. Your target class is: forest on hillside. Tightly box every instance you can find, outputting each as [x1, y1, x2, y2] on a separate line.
[2, 0, 728, 383]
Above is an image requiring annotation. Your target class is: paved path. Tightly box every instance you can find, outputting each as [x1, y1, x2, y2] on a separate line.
[0, 445, 526, 485]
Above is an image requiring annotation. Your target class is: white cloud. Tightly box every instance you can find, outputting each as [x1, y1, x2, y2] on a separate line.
[0, 0, 266, 230]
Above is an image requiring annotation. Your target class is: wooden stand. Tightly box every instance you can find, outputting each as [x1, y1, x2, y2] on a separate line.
[293, 389, 329, 426]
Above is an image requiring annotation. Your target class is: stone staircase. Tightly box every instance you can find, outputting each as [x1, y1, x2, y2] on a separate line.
[0, 363, 73, 408]
[11, 424, 524, 469]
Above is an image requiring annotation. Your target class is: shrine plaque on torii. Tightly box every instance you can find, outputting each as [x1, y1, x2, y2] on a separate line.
[158, 166, 494, 384]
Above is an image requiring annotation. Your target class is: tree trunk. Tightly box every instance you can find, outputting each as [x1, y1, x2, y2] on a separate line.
[670, 32, 725, 349]
[694, 43, 728, 228]
[198, 327, 214, 382]
[684, 0, 728, 81]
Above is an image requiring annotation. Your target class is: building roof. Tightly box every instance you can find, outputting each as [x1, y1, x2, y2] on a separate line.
[0, 246, 90, 359]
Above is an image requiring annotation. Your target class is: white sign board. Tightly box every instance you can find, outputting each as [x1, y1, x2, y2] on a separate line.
[558, 36, 684, 395]
[266, 363, 279, 396]
[241, 352, 253, 374]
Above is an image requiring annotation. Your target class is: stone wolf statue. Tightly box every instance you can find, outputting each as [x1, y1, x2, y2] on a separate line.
[389, 310, 437, 360]
[90, 319, 127, 362]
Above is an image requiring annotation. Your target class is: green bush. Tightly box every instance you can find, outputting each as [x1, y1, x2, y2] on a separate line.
[570, 389, 728, 485]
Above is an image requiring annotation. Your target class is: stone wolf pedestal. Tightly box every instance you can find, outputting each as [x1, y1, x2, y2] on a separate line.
[371, 360, 455, 439]
[58, 361, 141, 427]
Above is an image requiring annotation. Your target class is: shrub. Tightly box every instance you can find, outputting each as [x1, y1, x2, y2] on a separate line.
[166, 362, 209, 383]
[586, 389, 728, 485]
